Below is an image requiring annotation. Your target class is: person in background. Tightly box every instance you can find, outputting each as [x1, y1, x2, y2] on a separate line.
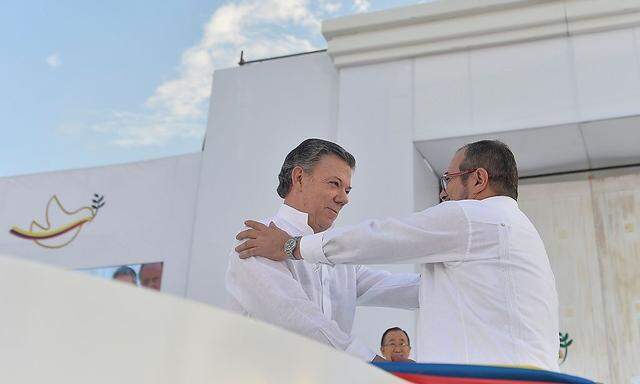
[112, 266, 137, 285]
[380, 327, 413, 362]
[139, 262, 163, 291]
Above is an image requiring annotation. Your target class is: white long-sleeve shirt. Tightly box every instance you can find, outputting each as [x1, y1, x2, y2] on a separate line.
[225, 204, 420, 361]
[300, 196, 560, 371]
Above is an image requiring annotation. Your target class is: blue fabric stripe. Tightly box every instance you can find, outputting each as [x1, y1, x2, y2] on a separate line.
[371, 363, 594, 384]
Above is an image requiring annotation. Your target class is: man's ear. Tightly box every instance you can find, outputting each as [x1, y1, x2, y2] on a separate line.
[474, 168, 490, 192]
[291, 166, 305, 191]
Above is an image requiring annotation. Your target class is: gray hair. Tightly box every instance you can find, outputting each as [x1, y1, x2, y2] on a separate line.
[277, 139, 356, 198]
[458, 140, 519, 200]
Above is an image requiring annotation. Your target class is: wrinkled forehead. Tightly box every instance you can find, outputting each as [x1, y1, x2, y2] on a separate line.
[314, 154, 353, 178]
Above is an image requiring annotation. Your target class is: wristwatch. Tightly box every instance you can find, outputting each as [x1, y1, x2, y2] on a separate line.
[284, 236, 302, 260]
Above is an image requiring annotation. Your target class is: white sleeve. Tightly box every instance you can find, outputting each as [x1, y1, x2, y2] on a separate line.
[300, 201, 498, 265]
[355, 266, 420, 309]
[225, 250, 376, 361]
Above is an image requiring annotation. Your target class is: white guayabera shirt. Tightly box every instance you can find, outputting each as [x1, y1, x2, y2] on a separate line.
[300, 196, 560, 371]
[226, 204, 420, 361]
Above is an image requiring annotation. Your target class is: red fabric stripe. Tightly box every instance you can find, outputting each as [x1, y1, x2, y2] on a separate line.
[394, 373, 554, 384]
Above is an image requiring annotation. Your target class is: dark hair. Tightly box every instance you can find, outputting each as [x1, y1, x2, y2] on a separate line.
[277, 138, 356, 198]
[458, 140, 518, 200]
[380, 327, 410, 347]
[112, 266, 137, 282]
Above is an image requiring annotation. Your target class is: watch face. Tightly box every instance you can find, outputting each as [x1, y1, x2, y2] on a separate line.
[284, 238, 296, 253]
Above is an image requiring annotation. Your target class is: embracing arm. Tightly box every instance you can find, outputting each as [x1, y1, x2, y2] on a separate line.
[355, 266, 420, 309]
[225, 251, 378, 361]
[300, 202, 471, 265]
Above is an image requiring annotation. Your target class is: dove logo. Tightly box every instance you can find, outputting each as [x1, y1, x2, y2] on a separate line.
[9, 194, 105, 249]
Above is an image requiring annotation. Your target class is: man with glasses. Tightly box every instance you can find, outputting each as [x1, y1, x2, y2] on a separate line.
[380, 327, 413, 362]
[235, 140, 559, 371]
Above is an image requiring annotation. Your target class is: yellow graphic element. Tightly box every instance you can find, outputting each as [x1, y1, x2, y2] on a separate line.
[10, 195, 104, 249]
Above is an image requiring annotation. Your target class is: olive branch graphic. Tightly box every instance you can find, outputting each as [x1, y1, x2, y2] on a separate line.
[559, 332, 573, 365]
[91, 194, 105, 213]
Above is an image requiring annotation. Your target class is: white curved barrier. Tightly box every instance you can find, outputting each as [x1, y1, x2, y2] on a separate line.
[0, 255, 405, 384]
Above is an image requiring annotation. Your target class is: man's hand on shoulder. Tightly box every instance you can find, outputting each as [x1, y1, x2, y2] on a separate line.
[236, 220, 291, 261]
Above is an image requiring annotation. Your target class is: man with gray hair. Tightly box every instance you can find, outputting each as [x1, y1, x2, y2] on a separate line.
[226, 138, 420, 362]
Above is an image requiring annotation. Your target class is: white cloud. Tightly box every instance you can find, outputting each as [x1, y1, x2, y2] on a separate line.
[90, 0, 384, 148]
[322, 2, 343, 13]
[353, 0, 371, 12]
[46, 53, 61, 68]
[95, 0, 325, 147]
[144, 0, 320, 122]
[90, 111, 202, 147]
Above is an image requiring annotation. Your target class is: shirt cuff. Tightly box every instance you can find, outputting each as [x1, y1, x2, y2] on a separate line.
[299, 232, 331, 265]
[345, 339, 377, 362]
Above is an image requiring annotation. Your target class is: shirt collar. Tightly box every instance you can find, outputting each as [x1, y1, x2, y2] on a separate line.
[482, 195, 519, 208]
[276, 204, 315, 235]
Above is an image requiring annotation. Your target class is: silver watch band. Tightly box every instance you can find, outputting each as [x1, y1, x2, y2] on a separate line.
[287, 236, 302, 260]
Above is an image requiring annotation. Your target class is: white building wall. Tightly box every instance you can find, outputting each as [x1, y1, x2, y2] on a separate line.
[413, 27, 640, 142]
[0, 154, 201, 296]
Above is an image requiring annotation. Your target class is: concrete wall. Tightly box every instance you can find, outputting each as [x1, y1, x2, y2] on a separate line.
[519, 168, 640, 383]
[0, 255, 404, 384]
[413, 27, 640, 142]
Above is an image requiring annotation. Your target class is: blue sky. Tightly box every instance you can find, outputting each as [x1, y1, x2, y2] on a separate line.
[1, 0, 425, 177]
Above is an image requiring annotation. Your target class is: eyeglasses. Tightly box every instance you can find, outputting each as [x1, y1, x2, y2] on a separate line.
[382, 342, 409, 348]
[439, 168, 478, 190]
